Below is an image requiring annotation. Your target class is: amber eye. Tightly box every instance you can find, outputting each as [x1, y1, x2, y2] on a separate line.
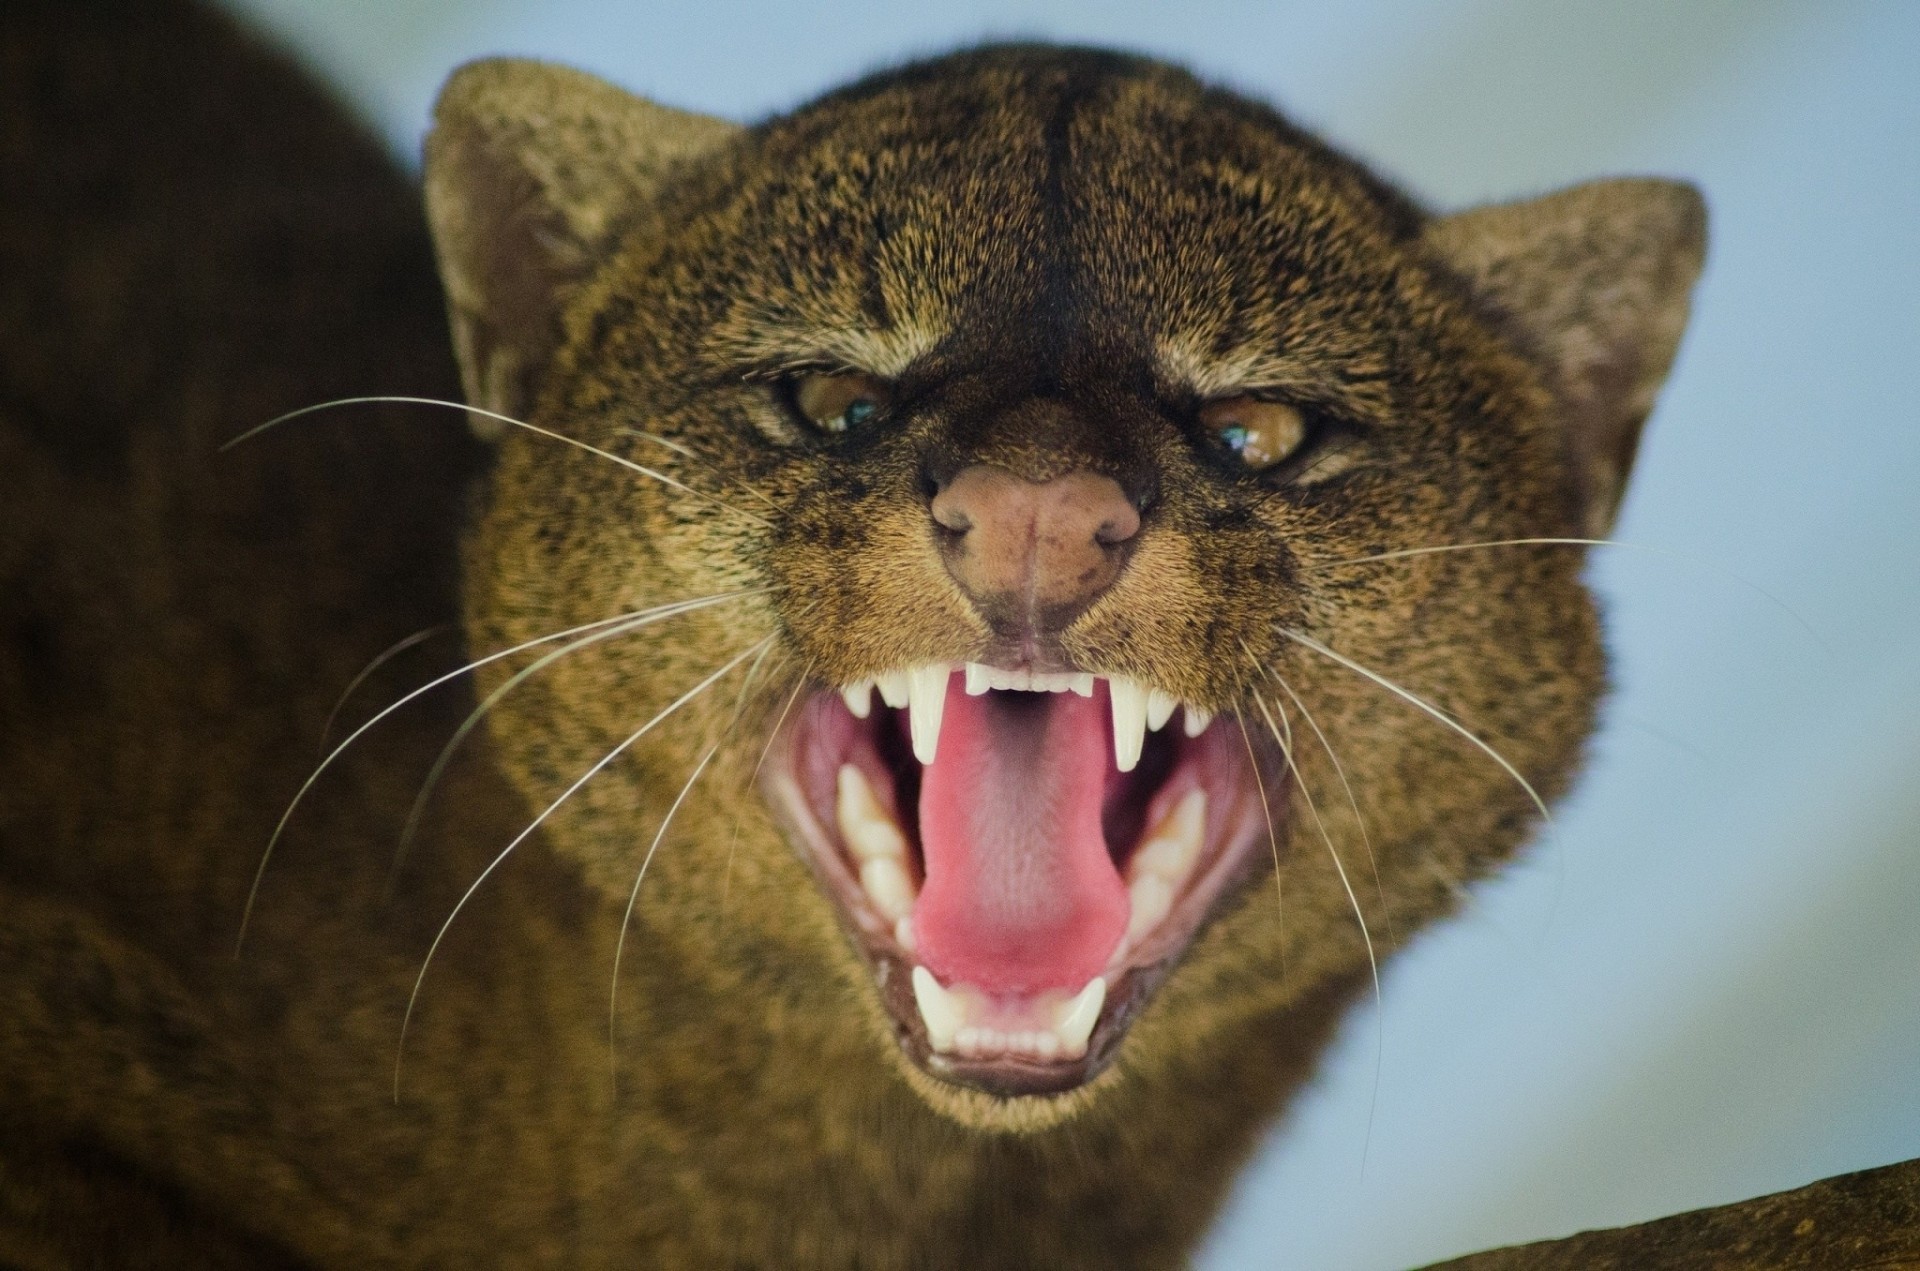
[1199, 395, 1309, 470]
[791, 371, 892, 434]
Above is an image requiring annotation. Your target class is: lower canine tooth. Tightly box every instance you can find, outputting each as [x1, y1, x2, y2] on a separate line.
[912, 967, 962, 1052]
[1125, 873, 1174, 945]
[1131, 788, 1207, 882]
[836, 765, 906, 861]
[1052, 977, 1106, 1058]
[860, 857, 914, 921]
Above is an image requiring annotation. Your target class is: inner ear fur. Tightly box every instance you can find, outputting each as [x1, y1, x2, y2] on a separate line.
[423, 59, 739, 435]
[1426, 178, 1707, 536]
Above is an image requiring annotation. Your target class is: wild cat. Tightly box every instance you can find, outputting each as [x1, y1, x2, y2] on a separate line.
[0, 2, 1703, 1265]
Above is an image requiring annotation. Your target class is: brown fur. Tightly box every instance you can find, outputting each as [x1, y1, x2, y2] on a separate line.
[0, 2, 1704, 1266]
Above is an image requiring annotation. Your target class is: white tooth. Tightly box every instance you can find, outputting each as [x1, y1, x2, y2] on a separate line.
[841, 680, 873, 719]
[1145, 688, 1178, 732]
[893, 916, 916, 953]
[1051, 977, 1106, 1058]
[876, 671, 911, 710]
[1109, 677, 1149, 773]
[964, 663, 993, 696]
[1182, 705, 1213, 738]
[1132, 788, 1207, 882]
[836, 765, 906, 861]
[1034, 1031, 1060, 1059]
[860, 857, 915, 920]
[907, 665, 949, 765]
[1126, 873, 1175, 945]
[1068, 673, 1095, 698]
[912, 966, 963, 1053]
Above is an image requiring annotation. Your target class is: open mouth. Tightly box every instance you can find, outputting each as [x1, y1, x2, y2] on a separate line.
[763, 665, 1287, 1097]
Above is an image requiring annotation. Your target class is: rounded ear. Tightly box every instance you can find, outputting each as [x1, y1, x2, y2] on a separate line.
[423, 59, 740, 437]
[1426, 179, 1707, 536]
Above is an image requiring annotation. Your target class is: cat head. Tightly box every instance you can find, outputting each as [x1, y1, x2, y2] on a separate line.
[423, 47, 1703, 1128]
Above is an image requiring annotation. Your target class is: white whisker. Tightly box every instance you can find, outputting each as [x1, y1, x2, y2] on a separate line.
[320, 625, 448, 750]
[1251, 644, 1391, 945]
[391, 589, 768, 883]
[723, 662, 812, 914]
[1305, 536, 1828, 658]
[236, 601, 718, 954]
[620, 428, 782, 511]
[1250, 682, 1383, 1170]
[609, 737, 723, 1089]
[393, 637, 770, 1101]
[1273, 625, 1556, 846]
[224, 396, 773, 529]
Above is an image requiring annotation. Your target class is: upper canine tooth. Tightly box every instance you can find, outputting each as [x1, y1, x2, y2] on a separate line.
[1109, 677, 1149, 773]
[907, 665, 950, 765]
[963, 663, 993, 696]
[841, 680, 874, 719]
[912, 966, 964, 1053]
[1051, 977, 1106, 1058]
[876, 671, 911, 710]
[1182, 705, 1214, 738]
[1145, 688, 1177, 732]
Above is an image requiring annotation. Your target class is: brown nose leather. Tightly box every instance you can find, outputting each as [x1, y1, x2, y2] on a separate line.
[929, 465, 1140, 632]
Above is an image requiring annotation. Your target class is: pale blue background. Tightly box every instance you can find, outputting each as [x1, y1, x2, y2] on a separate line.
[213, 1, 1920, 1265]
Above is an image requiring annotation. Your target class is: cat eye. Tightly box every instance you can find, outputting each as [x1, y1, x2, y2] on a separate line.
[1199, 395, 1308, 471]
[790, 371, 893, 434]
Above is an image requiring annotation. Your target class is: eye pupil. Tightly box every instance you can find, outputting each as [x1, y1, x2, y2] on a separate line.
[842, 398, 876, 428]
[1220, 424, 1250, 453]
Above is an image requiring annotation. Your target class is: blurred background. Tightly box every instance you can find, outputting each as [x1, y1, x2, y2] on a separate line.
[210, 1, 1919, 1266]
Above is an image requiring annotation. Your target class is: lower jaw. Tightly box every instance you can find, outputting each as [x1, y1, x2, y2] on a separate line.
[762, 682, 1288, 1100]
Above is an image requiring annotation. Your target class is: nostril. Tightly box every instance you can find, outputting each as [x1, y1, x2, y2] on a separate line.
[929, 488, 973, 535]
[1093, 501, 1142, 548]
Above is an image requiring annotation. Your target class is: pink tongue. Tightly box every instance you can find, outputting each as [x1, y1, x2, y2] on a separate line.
[914, 675, 1127, 993]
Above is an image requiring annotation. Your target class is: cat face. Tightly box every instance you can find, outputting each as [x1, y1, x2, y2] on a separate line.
[426, 48, 1702, 1124]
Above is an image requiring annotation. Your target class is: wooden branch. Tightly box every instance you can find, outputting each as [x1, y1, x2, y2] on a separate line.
[1421, 1157, 1920, 1269]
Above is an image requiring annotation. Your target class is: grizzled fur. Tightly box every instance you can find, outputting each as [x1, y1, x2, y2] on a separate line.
[0, 0, 1704, 1266]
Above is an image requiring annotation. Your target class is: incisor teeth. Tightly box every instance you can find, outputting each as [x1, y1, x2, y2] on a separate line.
[1052, 977, 1106, 1058]
[963, 663, 993, 696]
[961, 664, 1095, 695]
[1182, 705, 1214, 738]
[893, 916, 916, 953]
[912, 966, 962, 1052]
[1109, 677, 1149, 773]
[906, 665, 949, 765]
[1145, 688, 1178, 732]
[840, 680, 873, 719]
[835, 765, 906, 861]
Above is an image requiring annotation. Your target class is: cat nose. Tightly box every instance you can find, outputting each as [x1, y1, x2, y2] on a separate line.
[929, 464, 1141, 634]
